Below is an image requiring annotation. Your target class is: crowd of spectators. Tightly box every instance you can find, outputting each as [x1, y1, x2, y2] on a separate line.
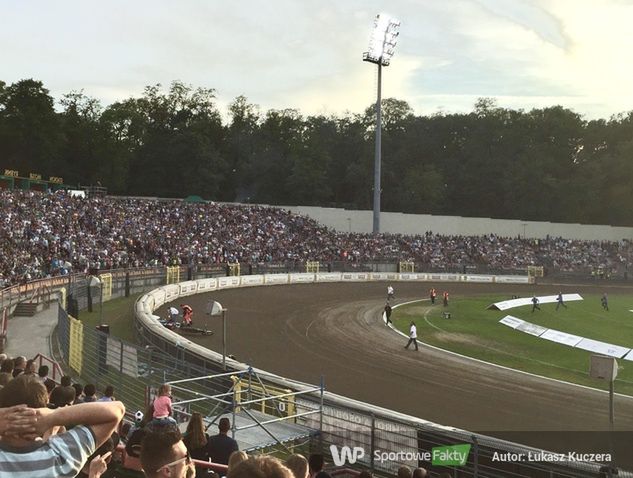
[1, 188, 632, 288]
[0, 352, 434, 477]
[0, 353, 125, 477]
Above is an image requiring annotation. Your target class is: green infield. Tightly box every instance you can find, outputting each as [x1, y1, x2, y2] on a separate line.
[392, 293, 633, 395]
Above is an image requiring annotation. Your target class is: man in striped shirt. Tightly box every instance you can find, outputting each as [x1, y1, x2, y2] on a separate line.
[0, 374, 125, 477]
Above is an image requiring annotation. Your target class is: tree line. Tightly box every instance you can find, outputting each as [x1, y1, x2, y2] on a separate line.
[1, 78, 633, 226]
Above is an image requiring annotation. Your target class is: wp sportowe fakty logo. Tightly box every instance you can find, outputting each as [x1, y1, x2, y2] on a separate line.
[330, 445, 366, 466]
[330, 443, 471, 467]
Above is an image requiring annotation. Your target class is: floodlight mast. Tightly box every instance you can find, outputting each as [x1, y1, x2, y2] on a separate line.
[363, 14, 400, 234]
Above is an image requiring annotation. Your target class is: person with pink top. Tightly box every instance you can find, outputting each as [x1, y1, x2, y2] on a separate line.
[152, 384, 177, 426]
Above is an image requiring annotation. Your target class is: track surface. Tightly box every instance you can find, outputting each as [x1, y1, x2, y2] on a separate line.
[159, 282, 633, 439]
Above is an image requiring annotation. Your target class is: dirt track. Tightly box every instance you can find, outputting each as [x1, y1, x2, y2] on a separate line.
[158, 281, 633, 440]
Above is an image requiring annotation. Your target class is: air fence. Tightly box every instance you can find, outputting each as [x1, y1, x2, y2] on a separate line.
[2, 265, 629, 477]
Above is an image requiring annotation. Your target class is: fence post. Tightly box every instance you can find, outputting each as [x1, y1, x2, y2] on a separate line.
[370, 413, 376, 472]
[472, 435, 479, 478]
[87, 282, 93, 312]
[125, 272, 130, 297]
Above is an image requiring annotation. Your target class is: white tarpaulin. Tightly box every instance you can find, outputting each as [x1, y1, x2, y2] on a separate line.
[540, 329, 584, 347]
[516, 322, 548, 337]
[491, 294, 583, 311]
[499, 315, 524, 329]
[574, 338, 631, 359]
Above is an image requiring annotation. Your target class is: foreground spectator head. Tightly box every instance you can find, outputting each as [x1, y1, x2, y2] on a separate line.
[49, 385, 76, 408]
[60, 375, 72, 387]
[358, 472, 372, 478]
[73, 382, 84, 400]
[0, 358, 13, 387]
[37, 365, 49, 379]
[308, 454, 325, 474]
[228, 450, 248, 471]
[228, 455, 293, 478]
[0, 358, 13, 374]
[397, 466, 412, 478]
[12, 356, 26, 377]
[84, 383, 97, 401]
[100, 384, 115, 401]
[25, 359, 37, 375]
[0, 373, 48, 408]
[285, 453, 308, 478]
[412, 468, 427, 478]
[141, 428, 194, 478]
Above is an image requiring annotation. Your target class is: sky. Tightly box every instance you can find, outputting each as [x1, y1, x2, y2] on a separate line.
[3, 0, 633, 120]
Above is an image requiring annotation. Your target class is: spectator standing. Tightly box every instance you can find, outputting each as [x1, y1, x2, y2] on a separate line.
[206, 417, 239, 466]
[183, 412, 210, 478]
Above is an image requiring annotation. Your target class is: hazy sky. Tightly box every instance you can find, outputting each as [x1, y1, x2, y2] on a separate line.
[3, 0, 633, 120]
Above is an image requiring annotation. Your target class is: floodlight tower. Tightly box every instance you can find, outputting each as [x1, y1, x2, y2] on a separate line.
[363, 13, 400, 234]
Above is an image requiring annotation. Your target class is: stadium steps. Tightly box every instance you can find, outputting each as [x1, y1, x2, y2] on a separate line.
[13, 302, 39, 317]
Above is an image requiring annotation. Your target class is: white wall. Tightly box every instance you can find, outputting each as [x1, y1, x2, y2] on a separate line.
[278, 205, 633, 241]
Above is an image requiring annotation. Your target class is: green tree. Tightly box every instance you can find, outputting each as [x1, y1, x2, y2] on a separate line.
[0, 79, 62, 175]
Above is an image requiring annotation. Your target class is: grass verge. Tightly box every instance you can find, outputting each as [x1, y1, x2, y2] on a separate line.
[393, 293, 633, 395]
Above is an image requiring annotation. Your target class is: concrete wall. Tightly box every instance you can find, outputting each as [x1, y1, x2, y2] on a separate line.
[279, 205, 633, 241]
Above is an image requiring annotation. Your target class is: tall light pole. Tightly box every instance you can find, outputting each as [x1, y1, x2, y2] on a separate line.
[363, 13, 401, 234]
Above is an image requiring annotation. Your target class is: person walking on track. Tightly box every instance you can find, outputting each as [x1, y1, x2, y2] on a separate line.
[404, 322, 418, 351]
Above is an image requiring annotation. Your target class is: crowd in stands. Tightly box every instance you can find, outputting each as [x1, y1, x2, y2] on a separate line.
[2, 188, 632, 288]
[0, 350, 441, 477]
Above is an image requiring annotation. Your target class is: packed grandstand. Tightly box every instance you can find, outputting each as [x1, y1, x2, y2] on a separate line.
[1, 188, 632, 288]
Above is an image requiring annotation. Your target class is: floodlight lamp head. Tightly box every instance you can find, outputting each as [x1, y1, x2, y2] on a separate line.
[207, 300, 224, 316]
[363, 13, 401, 66]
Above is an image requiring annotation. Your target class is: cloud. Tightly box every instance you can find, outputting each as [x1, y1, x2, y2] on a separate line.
[2, 0, 633, 119]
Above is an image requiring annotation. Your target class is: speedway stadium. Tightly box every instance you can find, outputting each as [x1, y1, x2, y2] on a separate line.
[2, 189, 633, 478]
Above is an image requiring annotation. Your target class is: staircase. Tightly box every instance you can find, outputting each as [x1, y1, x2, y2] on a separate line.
[13, 302, 39, 317]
